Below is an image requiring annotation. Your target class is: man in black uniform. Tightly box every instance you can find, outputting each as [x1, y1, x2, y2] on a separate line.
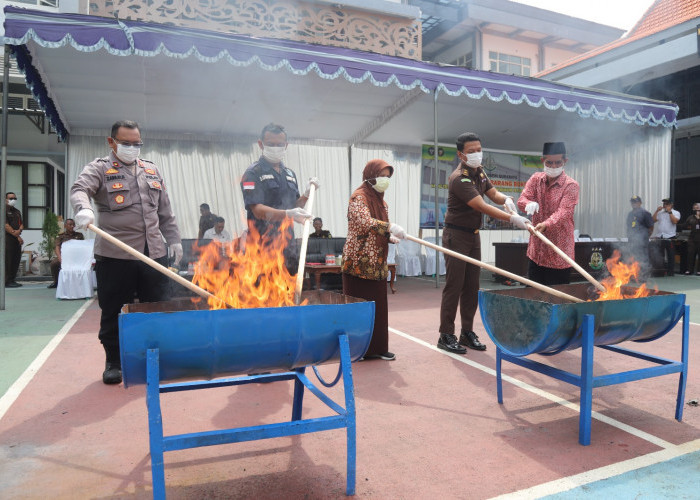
[626, 195, 653, 276]
[5, 192, 24, 288]
[437, 133, 529, 354]
[240, 123, 319, 272]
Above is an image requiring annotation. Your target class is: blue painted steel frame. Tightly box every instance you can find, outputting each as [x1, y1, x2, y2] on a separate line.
[145, 333, 357, 498]
[495, 305, 690, 446]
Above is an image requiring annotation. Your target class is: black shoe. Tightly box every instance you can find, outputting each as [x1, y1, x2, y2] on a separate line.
[47, 283, 57, 288]
[5, 282, 21, 288]
[437, 334, 467, 354]
[102, 363, 122, 385]
[364, 352, 396, 361]
[459, 330, 487, 351]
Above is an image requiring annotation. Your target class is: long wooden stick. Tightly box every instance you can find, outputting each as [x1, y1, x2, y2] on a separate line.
[405, 234, 584, 303]
[87, 223, 227, 306]
[294, 184, 316, 305]
[503, 204, 606, 292]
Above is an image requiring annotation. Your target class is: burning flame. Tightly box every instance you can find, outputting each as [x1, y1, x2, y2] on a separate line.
[192, 219, 306, 309]
[596, 250, 654, 301]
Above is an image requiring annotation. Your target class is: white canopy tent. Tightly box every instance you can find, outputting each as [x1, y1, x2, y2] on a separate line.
[3, 6, 677, 244]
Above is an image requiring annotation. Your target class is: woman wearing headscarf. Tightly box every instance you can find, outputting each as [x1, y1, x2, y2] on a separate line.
[341, 159, 406, 360]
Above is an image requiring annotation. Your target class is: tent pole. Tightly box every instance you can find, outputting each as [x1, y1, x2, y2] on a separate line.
[0, 45, 10, 310]
[433, 88, 440, 288]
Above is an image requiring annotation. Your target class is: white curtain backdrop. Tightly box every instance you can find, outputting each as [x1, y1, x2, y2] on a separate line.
[568, 128, 672, 239]
[66, 127, 670, 247]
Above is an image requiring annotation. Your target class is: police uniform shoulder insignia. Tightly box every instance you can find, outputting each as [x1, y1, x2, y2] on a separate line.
[114, 194, 125, 204]
[151, 181, 161, 189]
[144, 168, 156, 175]
[111, 182, 124, 189]
[461, 178, 472, 183]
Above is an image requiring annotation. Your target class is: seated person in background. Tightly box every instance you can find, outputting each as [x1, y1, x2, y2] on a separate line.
[202, 216, 233, 243]
[48, 218, 85, 288]
[309, 217, 332, 238]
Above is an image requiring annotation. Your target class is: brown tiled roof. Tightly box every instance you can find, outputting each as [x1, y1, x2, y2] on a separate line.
[535, 0, 700, 77]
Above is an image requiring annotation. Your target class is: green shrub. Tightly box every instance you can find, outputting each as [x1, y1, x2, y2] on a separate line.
[40, 211, 60, 260]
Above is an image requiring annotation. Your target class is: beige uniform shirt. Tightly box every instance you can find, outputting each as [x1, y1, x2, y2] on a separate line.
[70, 152, 181, 260]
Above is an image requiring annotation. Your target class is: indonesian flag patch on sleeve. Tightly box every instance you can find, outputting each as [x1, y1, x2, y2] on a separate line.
[243, 182, 255, 190]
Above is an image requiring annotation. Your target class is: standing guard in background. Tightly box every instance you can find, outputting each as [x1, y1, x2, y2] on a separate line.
[5, 192, 24, 288]
[71, 120, 183, 385]
[626, 195, 654, 277]
[684, 202, 700, 275]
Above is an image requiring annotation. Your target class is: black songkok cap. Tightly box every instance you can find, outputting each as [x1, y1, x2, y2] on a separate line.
[543, 142, 566, 155]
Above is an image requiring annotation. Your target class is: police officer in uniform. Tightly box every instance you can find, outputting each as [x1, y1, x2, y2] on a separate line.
[71, 120, 183, 385]
[437, 132, 529, 354]
[5, 192, 23, 287]
[240, 123, 319, 273]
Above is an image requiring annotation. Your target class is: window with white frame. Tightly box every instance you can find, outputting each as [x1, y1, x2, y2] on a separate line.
[489, 51, 531, 76]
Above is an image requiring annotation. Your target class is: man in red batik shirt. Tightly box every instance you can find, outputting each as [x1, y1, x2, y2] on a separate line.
[517, 142, 580, 286]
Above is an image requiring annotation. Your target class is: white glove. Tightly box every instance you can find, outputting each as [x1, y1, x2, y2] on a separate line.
[389, 223, 406, 240]
[74, 208, 94, 229]
[389, 235, 400, 244]
[525, 201, 540, 216]
[169, 243, 183, 266]
[304, 177, 320, 197]
[509, 214, 530, 230]
[285, 207, 313, 224]
[504, 197, 517, 214]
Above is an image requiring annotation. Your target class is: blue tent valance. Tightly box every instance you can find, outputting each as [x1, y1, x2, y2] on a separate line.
[2, 5, 678, 140]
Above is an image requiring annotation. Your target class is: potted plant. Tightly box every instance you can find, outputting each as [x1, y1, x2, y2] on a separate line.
[39, 210, 60, 275]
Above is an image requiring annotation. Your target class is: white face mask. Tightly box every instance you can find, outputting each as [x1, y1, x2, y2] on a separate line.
[262, 146, 286, 164]
[369, 176, 390, 193]
[464, 152, 482, 168]
[7, 199, 16, 207]
[116, 144, 140, 164]
[544, 166, 564, 178]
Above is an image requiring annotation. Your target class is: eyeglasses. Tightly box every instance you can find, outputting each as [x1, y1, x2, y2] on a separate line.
[112, 138, 144, 147]
[544, 160, 565, 167]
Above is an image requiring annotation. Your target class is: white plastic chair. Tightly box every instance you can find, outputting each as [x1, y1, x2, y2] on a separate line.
[395, 239, 422, 276]
[56, 239, 96, 299]
[421, 236, 445, 276]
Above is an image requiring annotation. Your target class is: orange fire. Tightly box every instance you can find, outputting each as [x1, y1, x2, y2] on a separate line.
[596, 250, 653, 301]
[191, 219, 306, 309]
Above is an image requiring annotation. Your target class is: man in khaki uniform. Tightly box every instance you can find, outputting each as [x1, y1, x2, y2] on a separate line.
[71, 120, 183, 385]
[437, 132, 529, 354]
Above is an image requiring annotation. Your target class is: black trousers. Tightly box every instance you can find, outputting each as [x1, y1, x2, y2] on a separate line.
[5, 236, 21, 284]
[528, 259, 572, 286]
[95, 255, 170, 364]
[439, 228, 480, 335]
[653, 238, 676, 275]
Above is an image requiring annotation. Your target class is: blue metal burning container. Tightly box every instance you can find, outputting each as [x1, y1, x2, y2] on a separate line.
[120, 291, 374, 387]
[479, 284, 685, 357]
[479, 284, 689, 445]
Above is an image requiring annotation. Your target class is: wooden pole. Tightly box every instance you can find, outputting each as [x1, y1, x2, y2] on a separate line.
[294, 184, 316, 305]
[405, 234, 584, 303]
[87, 224, 228, 307]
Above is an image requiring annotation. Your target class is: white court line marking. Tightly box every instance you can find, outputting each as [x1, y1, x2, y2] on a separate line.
[491, 438, 700, 499]
[389, 327, 675, 450]
[0, 298, 94, 422]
